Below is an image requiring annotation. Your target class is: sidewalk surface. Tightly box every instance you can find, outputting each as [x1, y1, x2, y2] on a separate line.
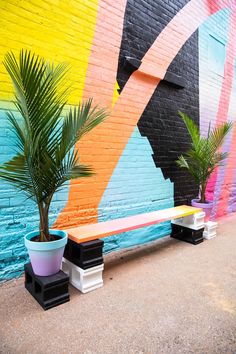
[0, 214, 236, 354]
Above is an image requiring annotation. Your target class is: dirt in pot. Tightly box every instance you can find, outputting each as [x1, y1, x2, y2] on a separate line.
[31, 235, 62, 242]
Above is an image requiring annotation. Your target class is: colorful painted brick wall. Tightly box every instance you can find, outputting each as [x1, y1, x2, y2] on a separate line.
[1, 0, 236, 280]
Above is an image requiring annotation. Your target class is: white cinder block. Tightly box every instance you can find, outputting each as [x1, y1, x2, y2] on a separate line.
[172, 212, 205, 230]
[61, 258, 104, 293]
[203, 231, 216, 240]
[203, 221, 218, 240]
[204, 221, 218, 232]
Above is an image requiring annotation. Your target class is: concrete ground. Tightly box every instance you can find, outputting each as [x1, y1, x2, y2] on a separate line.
[0, 215, 236, 354]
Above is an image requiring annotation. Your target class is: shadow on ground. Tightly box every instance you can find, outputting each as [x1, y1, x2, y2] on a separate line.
[0, 214, 236, 354]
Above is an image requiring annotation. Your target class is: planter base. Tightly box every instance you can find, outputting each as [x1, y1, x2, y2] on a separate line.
[191, 199, 213, 222]
[171, 223, 204, 245]
[24, 263, 70, 310]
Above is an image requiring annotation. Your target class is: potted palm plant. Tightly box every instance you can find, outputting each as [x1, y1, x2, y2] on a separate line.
[176, 112, 232, 220]
[0, 50, 108, 276]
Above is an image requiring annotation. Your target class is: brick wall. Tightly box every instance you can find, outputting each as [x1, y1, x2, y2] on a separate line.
[0, 0, 236, 280]
[117, 0, 199, 206]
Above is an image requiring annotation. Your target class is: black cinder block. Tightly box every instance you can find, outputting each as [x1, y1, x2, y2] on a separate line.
[171, 223, 204, 245]
[64, 239, 104, 269]
[24, 263, 70, 310]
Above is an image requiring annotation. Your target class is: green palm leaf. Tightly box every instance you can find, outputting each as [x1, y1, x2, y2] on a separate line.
[0, 50, 108, 241]
[178, 111, 200, 148]
[176, 112, 233, 203]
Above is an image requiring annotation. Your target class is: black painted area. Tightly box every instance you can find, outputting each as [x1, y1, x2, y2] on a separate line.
[24, 263, 70, 310]
[117, 0, 199, 205]
[64, 239, 104, 269]
[123, 56, 141, 71]
[163, 71, 185, 89]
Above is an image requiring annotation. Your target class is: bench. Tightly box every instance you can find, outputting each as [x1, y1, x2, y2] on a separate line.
[61, 205, 205, 293]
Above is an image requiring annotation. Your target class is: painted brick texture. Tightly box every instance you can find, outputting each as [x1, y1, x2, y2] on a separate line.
[117, 0, 199, 206]
[0, 0, 99, 280]
[1, 0, 236, 280]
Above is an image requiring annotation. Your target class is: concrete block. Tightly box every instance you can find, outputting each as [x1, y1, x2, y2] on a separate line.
[171, 223, 204, 245]
[61, 257, 104, 294]
[203, 221, 218, 240]
[203, 231, 216, 240]
[64, 239, 104, 270]
[25, 263, 70, 310]
[172, 212, 205, 230]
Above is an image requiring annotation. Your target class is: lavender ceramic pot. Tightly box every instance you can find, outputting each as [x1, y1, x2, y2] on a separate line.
[24, 229, 67, 276]
[191, 199, 213, 221]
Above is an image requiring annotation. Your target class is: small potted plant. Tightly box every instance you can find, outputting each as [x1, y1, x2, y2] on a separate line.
[0, 50, 108, 276]
[176, 111, 232, 220]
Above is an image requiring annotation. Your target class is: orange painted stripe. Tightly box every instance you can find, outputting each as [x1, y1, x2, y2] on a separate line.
[66, 205, 202, 243]
[55, 0, 127, 228]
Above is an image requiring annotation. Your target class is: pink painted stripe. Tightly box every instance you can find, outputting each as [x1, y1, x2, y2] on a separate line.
[216, 124, 236, 217]
[206, 13, 236, 217]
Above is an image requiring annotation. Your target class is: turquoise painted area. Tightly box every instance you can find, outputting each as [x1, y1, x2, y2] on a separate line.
[98, 127, 174, 253]
[0, 109, 70, 281]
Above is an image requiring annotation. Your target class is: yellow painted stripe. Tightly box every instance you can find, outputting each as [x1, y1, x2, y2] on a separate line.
[0, 0, 99, 106]
[112, 81, 120, 108]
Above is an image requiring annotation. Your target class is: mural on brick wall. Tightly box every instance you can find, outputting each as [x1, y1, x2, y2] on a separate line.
[0, 0, 236, 280]
[0, 0, 100, 279]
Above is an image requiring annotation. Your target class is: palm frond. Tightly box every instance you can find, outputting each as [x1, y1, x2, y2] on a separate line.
[0, 154, 40, 201]
[0, 49, 108, 240]
[54, 99, 108, 160]
[176, 112, 233, 202]
[3, 50, 69, 148]
[208, 121, 233, 152]
[179, 111, 200, 148]
[6, 112, 26, 152]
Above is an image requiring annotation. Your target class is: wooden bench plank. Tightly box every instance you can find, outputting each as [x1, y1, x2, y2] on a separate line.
[65, 205, 202, 244]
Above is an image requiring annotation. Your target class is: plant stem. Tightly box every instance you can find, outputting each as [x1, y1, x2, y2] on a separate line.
[38, 201, 50, 242]
[200, 183, 206, 203]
